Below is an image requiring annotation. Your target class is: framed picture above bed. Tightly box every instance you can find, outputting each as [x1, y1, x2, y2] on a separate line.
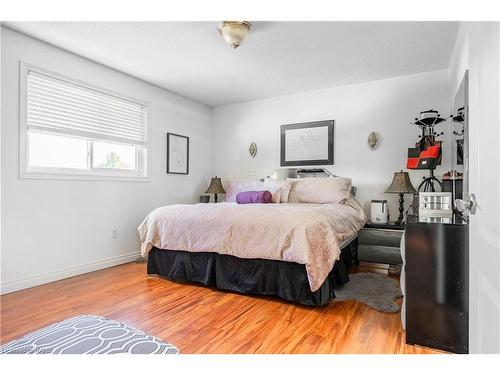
[280, 120, 334, 166]
[167, 132, 189, 174]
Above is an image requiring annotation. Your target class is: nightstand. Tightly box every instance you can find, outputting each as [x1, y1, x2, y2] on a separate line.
[358, 221, 404, 274]
[199, 195, 210, 203]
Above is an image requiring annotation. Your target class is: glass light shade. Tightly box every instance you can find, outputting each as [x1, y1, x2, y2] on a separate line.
[217, 21, 252, 49]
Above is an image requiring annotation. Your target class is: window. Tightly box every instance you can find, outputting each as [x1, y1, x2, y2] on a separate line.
[20, 62, 149, 180]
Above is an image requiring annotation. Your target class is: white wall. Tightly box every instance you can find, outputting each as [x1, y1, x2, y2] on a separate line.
[212, 70, 451, 217]
[0, 28, 213, 294]
[449, 23, 470, 96]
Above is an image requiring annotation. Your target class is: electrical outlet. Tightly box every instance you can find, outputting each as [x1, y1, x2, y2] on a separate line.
[249, 168, 256, 176]
[112, 229, 118, 239]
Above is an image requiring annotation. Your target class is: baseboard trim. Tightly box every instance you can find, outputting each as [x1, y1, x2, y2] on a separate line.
[0, 251, 141, 295]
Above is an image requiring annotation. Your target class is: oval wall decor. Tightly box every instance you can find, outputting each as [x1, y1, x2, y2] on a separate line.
[249, 142, 257, 158]
[367, 132, 379, 150]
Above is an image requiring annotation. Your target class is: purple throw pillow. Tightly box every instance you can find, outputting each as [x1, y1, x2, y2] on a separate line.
[236, 190, 273, 204]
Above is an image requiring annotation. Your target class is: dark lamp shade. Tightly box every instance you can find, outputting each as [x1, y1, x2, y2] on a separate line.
[206, 176, 226, 195]
[385, 171, 417, 194]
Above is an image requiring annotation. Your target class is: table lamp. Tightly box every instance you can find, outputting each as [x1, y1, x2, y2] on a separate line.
[385, 170, 417, 224]
[205, 176, 226, 203]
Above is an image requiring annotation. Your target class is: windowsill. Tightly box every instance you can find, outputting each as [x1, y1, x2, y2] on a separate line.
[19, 170, 151, 182]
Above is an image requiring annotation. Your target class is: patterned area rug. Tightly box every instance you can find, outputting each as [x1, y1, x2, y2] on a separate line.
[334, 272, 403, 313]
[0, 315, 178, 354]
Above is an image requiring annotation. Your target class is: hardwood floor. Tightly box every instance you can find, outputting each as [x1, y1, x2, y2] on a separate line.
[0, 262, 444, 354]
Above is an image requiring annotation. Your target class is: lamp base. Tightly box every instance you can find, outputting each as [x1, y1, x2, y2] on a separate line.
[214, 193, 218, 203]
[397, 193, 405, 224]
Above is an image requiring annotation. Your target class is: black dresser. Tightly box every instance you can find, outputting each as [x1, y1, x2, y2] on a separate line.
[404, 214, 469, 353]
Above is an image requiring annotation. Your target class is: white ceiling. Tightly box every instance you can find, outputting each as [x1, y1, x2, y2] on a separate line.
[5, 22, 459, 107]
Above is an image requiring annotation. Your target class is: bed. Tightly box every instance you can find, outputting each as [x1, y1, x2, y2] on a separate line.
[138, 169, 366, 305]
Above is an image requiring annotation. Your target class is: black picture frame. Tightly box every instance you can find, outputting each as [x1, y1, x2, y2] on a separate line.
[280, 120, 334, 167]
[167, 132, 189, 174]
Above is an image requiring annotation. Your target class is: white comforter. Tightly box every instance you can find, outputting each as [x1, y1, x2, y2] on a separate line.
[138, 200, 366, 291]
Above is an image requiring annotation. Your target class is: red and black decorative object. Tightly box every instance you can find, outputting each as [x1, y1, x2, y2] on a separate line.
[407, 109, 446, 192]
[385, 171, 417, 225]
[205, 176, 226, 203]
[406, 144, 441, 170]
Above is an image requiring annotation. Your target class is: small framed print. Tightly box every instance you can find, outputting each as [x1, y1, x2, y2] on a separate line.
[280, 120, 334, 166]
[167, 132, 189, 174]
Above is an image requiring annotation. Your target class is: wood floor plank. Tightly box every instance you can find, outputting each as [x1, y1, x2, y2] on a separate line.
[0, 262, 446, 354]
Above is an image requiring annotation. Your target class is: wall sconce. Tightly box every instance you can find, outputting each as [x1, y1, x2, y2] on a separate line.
[367, 132, 379, 150]
[249, 142, 257, 158]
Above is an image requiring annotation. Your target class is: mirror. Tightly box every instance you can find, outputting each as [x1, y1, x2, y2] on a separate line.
[446, 71, 469, 207]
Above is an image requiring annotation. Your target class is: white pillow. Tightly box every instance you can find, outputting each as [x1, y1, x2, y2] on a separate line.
[287, 177, 352, 204]
[225, 181, 282, 203]
[263, 178, 293, 203]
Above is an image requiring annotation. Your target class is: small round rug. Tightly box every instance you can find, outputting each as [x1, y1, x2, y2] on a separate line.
[334, 272, 403, 313]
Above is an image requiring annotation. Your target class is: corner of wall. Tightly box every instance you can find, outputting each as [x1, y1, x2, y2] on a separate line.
[208, 105, 216, 180]
[448, 22, 470, 97]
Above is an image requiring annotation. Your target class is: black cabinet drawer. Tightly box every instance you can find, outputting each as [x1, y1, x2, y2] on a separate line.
[358, 244, 402, 264]
[358, 228, 403, 247]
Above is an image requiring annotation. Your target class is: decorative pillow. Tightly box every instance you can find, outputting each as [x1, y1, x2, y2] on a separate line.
[263, 178, 293, 203]
[226, 181, 281, 203]
[236, 190, 273, 204]
[287, 177, 352, 204]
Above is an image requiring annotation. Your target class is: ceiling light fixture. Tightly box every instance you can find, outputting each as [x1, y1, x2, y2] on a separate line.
[217, 21, 253, 49]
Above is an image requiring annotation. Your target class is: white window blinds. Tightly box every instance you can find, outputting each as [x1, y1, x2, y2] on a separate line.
[26, 69, 148, 146]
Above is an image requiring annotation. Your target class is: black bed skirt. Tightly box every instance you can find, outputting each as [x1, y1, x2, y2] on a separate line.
[147, 241, 356, 306]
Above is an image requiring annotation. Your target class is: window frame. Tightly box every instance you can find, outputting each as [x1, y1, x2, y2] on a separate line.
[19, 61, 151, 182]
